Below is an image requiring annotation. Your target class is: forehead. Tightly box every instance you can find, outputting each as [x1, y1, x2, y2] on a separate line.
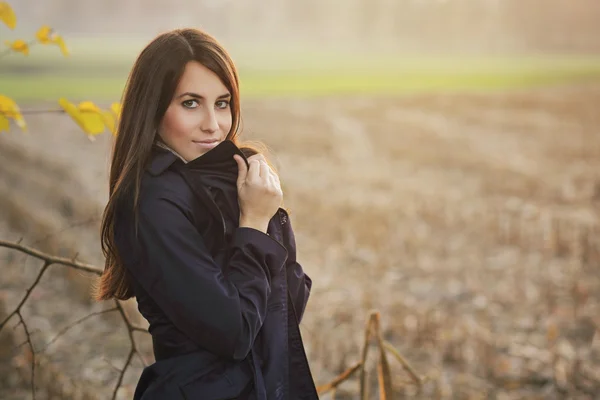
[176, 61, 229, 96]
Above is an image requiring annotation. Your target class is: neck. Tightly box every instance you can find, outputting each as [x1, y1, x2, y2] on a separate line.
[156, 141, 188, 164]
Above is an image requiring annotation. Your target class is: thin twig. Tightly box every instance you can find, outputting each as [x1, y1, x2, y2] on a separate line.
[0, 261, 52, 332]
[383, 340, 423, 386]
[40, 307, 118, 351]
[0, 238, 430, 397]
[116, 300, 149, 368]
[0, 239, 150, 398]
[359, 312, 376, 400]
[316, 362, 362, 395]
[0, 240, 102, 275]
[373, 312, 394, 399]
[18, 109, 66, 115]
[2, 329, 42, 362]
[17, 311, 36, 400]
[103, 355, 125, 374]
[112, 347, 135, 400]
[0, 39, 38, 59]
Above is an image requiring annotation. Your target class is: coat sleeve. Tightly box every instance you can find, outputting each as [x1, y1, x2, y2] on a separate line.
[121, 186, 288, 361]
[279, 211, 312, 323]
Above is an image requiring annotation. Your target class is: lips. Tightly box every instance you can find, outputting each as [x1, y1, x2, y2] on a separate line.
[193, 139, 220, 150]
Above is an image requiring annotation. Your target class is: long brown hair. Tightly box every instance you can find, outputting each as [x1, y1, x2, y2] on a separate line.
[92, 28, 259, 301]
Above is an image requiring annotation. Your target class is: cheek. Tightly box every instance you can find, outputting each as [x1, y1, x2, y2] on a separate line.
[219, 110, 233, 133]
[160, 107, 196, 140]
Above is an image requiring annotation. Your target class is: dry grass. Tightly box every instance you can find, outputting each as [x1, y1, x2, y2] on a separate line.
[1, 83, 600, 398]
[242, 84, 600, 398]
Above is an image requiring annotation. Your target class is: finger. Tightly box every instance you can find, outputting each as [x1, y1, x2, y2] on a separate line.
[270, 170, 281, 184]
[259, 160, 270, 179]
[233, 155, 248, 186]
[267, 172, 280, 193]
[248, 159, 261, 182]
[248, 153, 266, 163]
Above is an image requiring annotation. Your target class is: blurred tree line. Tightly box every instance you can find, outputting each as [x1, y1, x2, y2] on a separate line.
[9, 0, 600, 54]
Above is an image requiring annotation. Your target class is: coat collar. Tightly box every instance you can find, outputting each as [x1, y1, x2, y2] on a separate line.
[156, 141, 188, 164]
[147, 140, 249, 177]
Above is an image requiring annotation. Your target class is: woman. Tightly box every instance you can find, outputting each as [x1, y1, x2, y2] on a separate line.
[93, 28, 319, 400]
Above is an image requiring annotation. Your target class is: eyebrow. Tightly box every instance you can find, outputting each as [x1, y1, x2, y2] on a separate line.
[176, 92, 231, 100]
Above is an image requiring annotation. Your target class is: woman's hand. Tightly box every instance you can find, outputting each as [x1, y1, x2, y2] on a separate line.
[233, 153, 282, 233]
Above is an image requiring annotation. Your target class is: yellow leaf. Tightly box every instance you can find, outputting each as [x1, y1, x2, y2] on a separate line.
[109, 103, 121, 135]
[59, 98, 105, 138]
[77, 101, 101, 113]
[101, 110, 117, 135]
[79, 101, 118, 135]
[0, 2, 17, 30]
[110, 102, 122, 119]
[35, 26, 69, 56]
[0, 94, 19, 117]
[4, 39, 29, 55]
[0, 115, 10, 132]
[35, 25, 54, 44]
[52, 34, 69, 56]
[0, 94, 26, 131]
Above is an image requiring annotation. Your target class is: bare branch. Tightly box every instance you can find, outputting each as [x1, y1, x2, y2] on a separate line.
[0, 330, 42, 365]
[1, 239, 150, 398]
[103, 355, 125, 374]
[112, 348, 135, 400]
[383, 340, 423, 386]
[115, 300, 149, 368]
[0, 239, 102, 275]
[315, 310, 425, 397]
[317, 361, 362, 395]
[17, 311, 37, 400]
[0, 261, 52, 332]
[41, 307, 119, 351]
[359, 312, 376, 400]
[1, 239, 430, 398]
[372, 312, 393, 399]
[15, 109, 66, 115]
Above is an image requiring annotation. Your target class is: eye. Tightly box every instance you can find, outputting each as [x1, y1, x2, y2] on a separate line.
[182, 99, 198, 109]
[216, 100, 230, 110]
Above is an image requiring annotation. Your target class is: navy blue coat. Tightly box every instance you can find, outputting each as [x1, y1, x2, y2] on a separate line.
[113, 140, 319, 399]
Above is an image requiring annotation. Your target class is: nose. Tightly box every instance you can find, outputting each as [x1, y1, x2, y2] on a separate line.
[201, 108, 219, 134]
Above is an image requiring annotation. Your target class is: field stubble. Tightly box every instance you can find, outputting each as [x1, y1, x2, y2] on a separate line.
[1, 83, 600, 398]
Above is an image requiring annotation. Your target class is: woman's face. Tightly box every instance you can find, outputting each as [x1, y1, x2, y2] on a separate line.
[158, 61, 232, 161]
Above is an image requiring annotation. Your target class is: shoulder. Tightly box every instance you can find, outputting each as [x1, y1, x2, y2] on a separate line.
[138, 148, 193, 216]
[138, 169, 194, 217]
